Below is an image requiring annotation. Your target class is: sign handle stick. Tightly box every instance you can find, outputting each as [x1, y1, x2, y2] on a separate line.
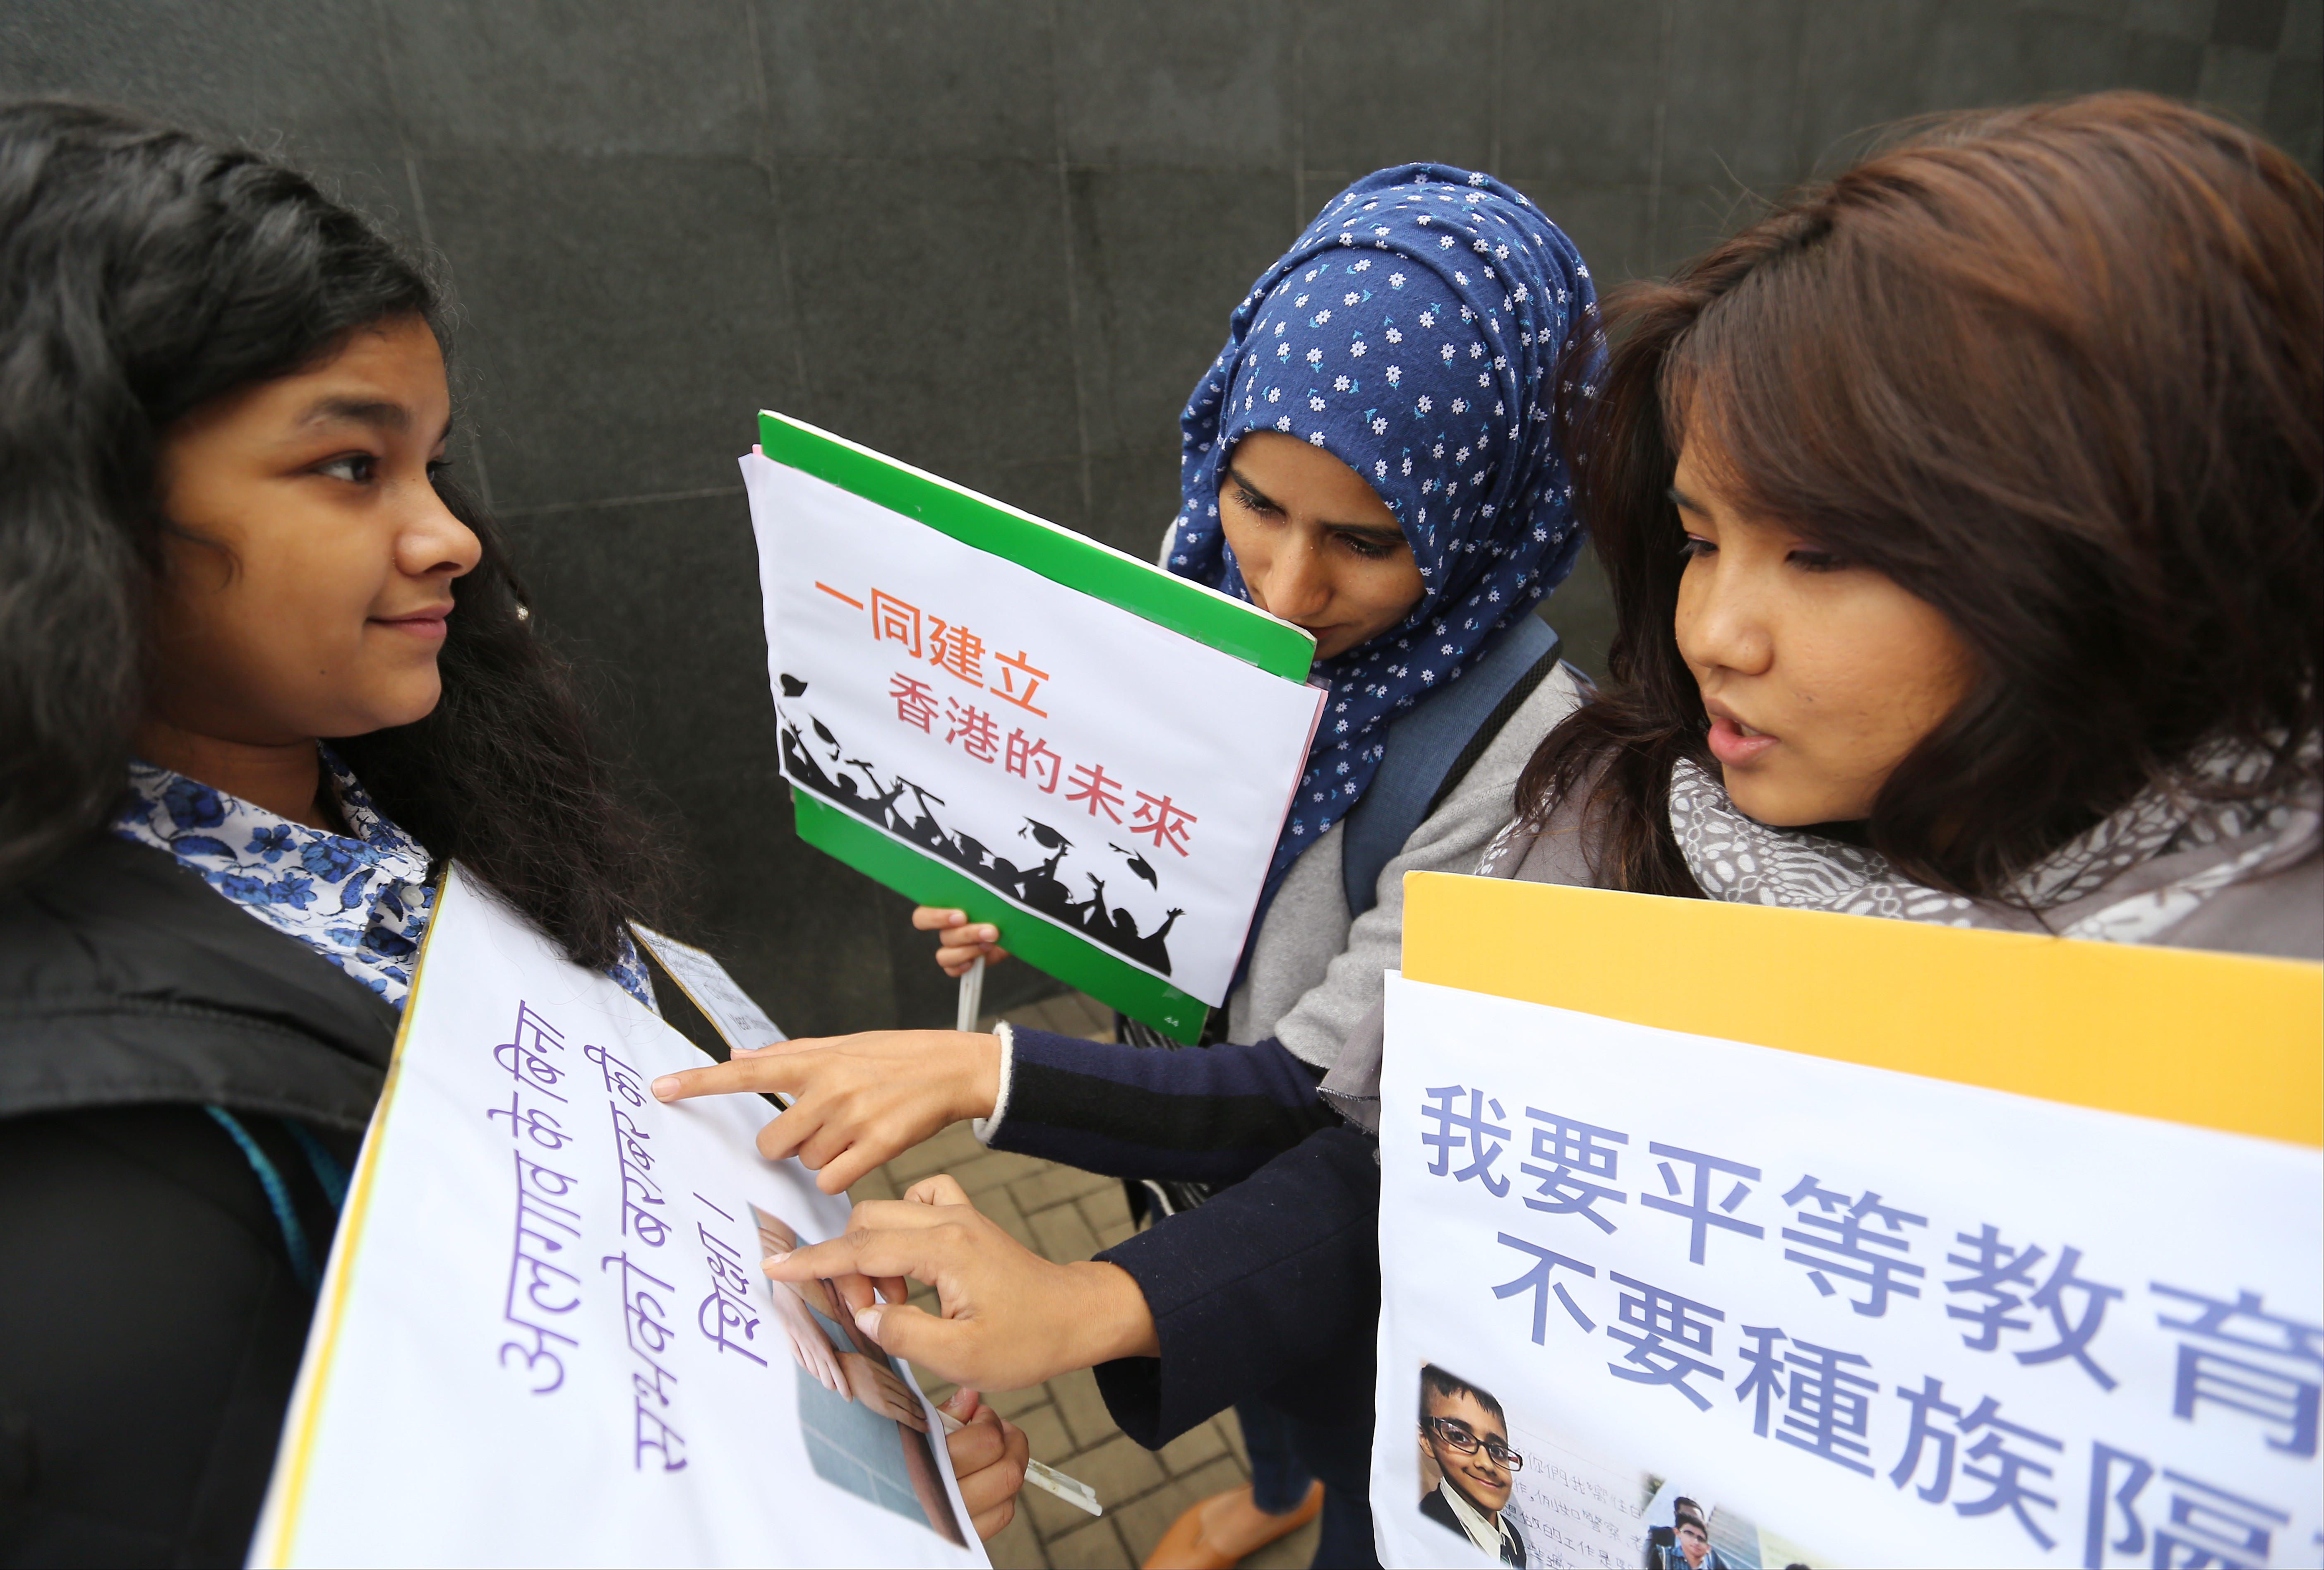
[955, 955, 986, 1033]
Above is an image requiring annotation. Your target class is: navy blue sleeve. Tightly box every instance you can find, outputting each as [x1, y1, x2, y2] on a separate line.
[981, 1027, 1341, 1183]
[1087, 1125, 1381, 1446]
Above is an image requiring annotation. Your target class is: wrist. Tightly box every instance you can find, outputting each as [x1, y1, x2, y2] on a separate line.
[956, 1029, 1003, 1122]
[1059, 1260, 1159, 1366]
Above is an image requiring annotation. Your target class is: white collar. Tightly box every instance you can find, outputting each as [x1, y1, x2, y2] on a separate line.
[1437, 1478, 1510, 1560]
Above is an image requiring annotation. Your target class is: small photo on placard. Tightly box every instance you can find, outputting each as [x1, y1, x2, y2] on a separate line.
[751, 1206, 965, 1546]
[1411, 1361, 1832, 1570]
[1416, 1361, 1545, 1566]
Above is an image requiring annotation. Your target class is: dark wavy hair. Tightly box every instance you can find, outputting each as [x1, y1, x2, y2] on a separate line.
[1522, 92, 2323, 899]
[0, 100, 669, 967]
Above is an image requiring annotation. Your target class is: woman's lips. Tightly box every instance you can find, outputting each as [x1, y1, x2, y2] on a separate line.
[372, 609, 450, 641]
[1707, 714, 1777, 766]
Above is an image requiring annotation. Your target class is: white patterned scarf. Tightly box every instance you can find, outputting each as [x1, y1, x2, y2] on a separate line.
[1665, 735, 2322, 943]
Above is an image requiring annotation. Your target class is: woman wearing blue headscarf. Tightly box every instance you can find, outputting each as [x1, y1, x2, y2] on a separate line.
[663, 166, 1597, 1568]
[930, 163, 1595, 1076]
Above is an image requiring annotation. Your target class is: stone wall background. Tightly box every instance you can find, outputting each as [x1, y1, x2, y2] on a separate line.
[8, 0, 2317, 1033]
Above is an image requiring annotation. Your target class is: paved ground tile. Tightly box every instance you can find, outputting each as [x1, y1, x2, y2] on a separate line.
[1042, 1516, 1133, 1570]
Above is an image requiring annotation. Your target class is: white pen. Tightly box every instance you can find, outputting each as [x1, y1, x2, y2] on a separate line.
[936, 1407, 1102, 1517]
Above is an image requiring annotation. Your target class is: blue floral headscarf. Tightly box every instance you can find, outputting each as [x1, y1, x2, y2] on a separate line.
[1167, 164, 1597, 940]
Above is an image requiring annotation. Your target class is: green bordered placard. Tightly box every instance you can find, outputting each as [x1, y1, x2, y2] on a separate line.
[760, 411, 1315, 1042]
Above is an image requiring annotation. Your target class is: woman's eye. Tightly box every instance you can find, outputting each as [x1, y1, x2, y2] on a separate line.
[1337, 532, 1395, 560]
[1233, 485, 1279, 517]
[315, 453, 377, 484]
[1679, 534, 1716, 560]
[1790, 547, 1849, 572]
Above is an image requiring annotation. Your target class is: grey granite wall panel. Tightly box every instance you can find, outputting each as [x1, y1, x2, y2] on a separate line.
[5, 2, 2316, 1032]
[0, 0, 401, 162]
[1064, 164, 1296, 474]
[382, 1, 763, 156]
[1501, 2, 1671, 184]
[1056, 1, 1297, 169]
[1294, 0, 1500, 175]
[420, 153, 802, 511]
[773, 157, 1079, 483]
[755, 0, 1058, 162]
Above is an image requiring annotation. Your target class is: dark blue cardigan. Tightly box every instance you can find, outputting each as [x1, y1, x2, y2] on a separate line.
[985, 1028, 1380, 1444]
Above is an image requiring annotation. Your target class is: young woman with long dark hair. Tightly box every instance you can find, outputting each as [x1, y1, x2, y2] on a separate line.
[689, 91, 2320, 1570]
[0, 101, 1027, 1563]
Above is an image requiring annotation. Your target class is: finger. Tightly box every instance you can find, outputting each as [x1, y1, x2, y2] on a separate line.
[730, 1035, 817, 1057]
[903, 1173, 973, 1207]
[850, 1196, 975, 1230]
[934, 941, 994, 971]
[938, 1386, 981, 1423]
[652, 1052, 814, 1104]
[912, 906, 969, 932]
[753, 1102, 829, 1164]
[807, 1134, 904, 1197]
[969, 1498, 1016, 1542]
[804, 1350, 844, 1394]
[943, 1405, 1006, 1472]
[878, 1377, 929, 1431]
[761, 1218, 956, 1287]
[875, 1275, 911, 1307]
[819, 1271, 873, 1316]
[939, 922, 1001, 948]
[954, 1415, 1030, 1537]
[851, 1301, 983, 1383]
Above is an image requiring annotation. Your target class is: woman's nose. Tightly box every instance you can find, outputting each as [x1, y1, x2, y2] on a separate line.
[399, 485, 483, 579]
[1676, 573, 1772, 677]
[1265, 540, 1332, 620]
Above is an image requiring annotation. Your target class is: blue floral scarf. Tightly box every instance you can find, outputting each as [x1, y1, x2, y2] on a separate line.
[113, 746, 654, 1011]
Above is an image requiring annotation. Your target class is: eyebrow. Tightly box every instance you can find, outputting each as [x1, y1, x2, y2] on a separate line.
[294, 396, 413, 434]
[1667, 484, 1707, 515]
[1227, 466, 1407, 542]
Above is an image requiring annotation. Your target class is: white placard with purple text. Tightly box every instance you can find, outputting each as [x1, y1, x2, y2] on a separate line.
[1373, 973, 2322, 1570]
[252, 870, 987, 1569]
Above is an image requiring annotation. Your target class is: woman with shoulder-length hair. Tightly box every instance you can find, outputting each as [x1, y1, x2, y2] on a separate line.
[727, 90, 2318, 1570]
[0, 101, 1028, 1563]
[1490, 89, 2320, 948]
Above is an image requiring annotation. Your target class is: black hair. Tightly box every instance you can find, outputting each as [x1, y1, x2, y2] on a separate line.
[1419, 1362, 1506, 1427]
[0, 100, 670, 967]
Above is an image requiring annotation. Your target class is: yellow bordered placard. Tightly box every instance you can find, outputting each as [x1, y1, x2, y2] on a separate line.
[249, 865, 453, 1568]
[1401, 871, 2323, 1148]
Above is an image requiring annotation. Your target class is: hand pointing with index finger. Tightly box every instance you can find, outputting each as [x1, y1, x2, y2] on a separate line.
[761, 1176, 1159, 1393]
[649, 1029, 1003, 1194]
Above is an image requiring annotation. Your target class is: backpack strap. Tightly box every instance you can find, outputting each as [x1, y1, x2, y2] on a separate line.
[1340, 615, 1563, 918]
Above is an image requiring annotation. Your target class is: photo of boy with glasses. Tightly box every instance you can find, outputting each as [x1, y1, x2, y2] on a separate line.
[1418, 1364, 1529, 1566]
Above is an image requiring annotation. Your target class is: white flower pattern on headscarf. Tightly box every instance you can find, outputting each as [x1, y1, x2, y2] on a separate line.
[1168, 163, 1598, 946]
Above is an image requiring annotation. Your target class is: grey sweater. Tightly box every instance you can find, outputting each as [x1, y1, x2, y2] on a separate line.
[1227, 662, 1586, 1068]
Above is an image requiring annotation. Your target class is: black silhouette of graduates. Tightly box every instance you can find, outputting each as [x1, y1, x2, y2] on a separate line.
[779, 678, 1182, 976]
